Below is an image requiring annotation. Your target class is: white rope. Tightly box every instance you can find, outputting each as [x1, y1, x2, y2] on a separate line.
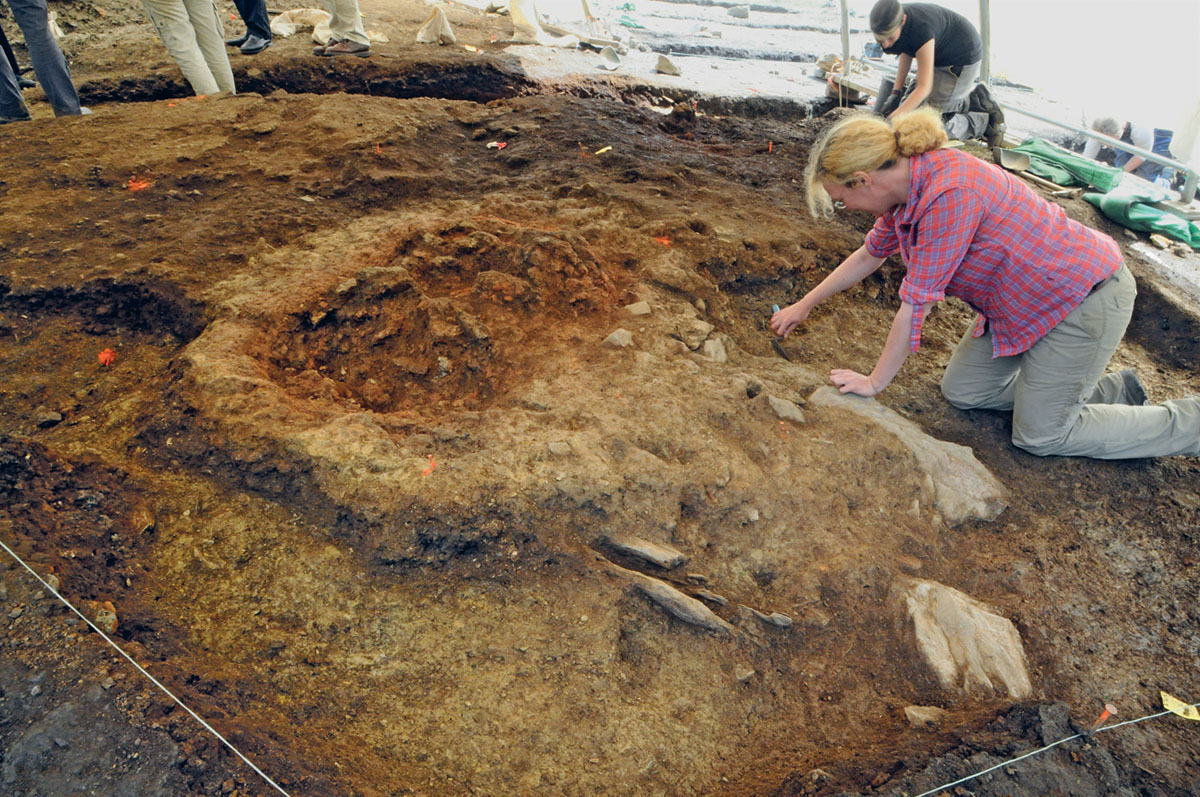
[0, 535, 291, 797]
[914, 702, 1197, 797]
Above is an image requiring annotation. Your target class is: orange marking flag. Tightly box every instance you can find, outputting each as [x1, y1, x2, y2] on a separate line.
[421, 455, 438, 476]
[98, 348, 117, 367]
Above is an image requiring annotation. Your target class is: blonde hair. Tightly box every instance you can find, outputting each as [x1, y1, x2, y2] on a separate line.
[805, 107, 948, 218]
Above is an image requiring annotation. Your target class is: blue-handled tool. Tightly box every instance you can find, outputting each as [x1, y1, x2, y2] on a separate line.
[769, 304, 792, 361]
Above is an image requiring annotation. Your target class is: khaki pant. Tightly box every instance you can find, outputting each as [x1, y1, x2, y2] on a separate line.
[941, 262, 1200, 459]
[141, 0, 235, 96]
[326, 0, 369, 45]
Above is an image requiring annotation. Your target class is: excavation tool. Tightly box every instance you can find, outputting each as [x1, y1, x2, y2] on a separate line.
[769, 305, 792, 361]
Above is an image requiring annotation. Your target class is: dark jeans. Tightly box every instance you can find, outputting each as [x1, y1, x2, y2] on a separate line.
[232, 0, 271, 40]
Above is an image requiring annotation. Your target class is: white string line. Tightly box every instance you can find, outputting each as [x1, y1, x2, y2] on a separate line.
[914, 703, 1197, 797]
[0, 535, 291, 797]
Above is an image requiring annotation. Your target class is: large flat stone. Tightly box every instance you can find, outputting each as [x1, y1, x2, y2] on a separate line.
[896, 578, 1032, 699]
[807, 387, 1006, 525]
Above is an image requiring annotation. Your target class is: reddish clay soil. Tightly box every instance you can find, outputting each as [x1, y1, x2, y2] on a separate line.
[1, 1, 1198, 796]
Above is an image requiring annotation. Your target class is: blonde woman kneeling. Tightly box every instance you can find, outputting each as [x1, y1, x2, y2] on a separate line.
[770, 108, 1200, 459]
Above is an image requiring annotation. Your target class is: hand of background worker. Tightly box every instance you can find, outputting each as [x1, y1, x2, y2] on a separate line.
[770, 301, 810, 338]
[830, 368, 879, 397]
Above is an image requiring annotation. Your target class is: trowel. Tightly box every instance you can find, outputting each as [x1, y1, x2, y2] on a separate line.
[769, 305, 792, 361]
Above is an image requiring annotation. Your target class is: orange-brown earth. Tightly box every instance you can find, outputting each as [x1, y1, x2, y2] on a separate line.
[1, 1, 1198, 795]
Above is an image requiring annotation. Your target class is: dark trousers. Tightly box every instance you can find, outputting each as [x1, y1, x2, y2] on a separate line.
[232, 0, 271, 40]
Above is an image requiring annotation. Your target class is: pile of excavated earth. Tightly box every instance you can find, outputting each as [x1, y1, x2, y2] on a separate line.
[1, 0, 1198, 795]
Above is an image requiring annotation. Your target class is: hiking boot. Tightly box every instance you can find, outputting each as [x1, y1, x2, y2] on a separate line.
[319, 40, 371, 58]
[970, 82, 1006, 146]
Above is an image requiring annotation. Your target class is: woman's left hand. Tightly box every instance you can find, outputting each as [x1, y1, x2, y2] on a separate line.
[830, 369, 879, 397]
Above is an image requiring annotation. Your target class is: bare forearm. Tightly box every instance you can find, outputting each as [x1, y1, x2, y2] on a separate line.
[870, 302, 915, 391]
[1124, 156, 1146, 173]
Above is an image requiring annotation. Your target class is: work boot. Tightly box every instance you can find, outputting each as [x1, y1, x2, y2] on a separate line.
[970, 83, 1006, 147]
[320, 39, 371, 58]
[226, 33, 249, 47]
[1119, 368, 1150, 406]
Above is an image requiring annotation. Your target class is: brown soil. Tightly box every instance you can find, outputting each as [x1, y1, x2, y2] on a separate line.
[1, 1, 1199, 796]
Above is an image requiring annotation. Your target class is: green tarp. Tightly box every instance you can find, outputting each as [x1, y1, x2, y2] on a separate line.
[1013, 138, 1123, 192]
[1083, 191, 1200, 249]
[1012, 137, 1197, 249]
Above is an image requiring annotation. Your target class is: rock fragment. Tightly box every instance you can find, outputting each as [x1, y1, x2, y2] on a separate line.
[603, 328, 634, 348]
[702, 337, 727, 362]
[603, 534, 686, 569]
[624, 300, 652, 316]
[675, 319, 714, 350]
[895, 578, 1032, 699]
[694, 589, 729, 607]
[767, 394, 805, 424]
[547, 441, 571, 456]
[904, 705, 946, 729]
[655, 55, 682, 76]
[35, 407, 62, 428]
[727, 4, 749, 17]
[636, 579, 733, 635]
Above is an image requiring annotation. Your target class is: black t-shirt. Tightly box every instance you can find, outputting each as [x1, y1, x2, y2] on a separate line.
[883, 3, 982, 67]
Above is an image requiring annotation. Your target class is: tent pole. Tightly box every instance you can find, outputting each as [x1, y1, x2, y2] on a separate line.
[979, 0, 990, 85]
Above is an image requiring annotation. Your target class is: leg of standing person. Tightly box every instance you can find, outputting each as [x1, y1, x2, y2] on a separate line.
[140, 0, 221, 95]
[5, 0, 82, 116]
[0, 29, 30, 122]
[0, 23, 33, 87]
[926, 62, 987, 141]
[182, 0, 235, 91]
[315, 0, 370, 56]
[1010, 263, 1200, 458]
[230, 0, 271, 54]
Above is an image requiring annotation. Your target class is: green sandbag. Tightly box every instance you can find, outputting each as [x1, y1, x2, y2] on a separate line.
[1083, 191, 1200, 249]
[1013, 138, 1123, 192]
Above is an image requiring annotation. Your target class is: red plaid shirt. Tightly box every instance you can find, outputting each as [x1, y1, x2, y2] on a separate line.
[864, 148, 1121, 356]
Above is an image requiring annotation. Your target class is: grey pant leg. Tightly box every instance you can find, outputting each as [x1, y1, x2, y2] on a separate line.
[5, 0, 81, 116]
[182, 0, 235, 94]
[928, 61, 987, 139]
[1011, 263, 1200, 458]
[141, 0, 220, 95]
[941, 326, 1020, 411]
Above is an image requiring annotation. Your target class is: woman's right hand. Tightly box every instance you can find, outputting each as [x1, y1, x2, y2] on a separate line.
[770, 300, 811, 338]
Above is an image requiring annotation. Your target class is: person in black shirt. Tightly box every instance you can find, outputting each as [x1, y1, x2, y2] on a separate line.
[869, 0, 1005, 146]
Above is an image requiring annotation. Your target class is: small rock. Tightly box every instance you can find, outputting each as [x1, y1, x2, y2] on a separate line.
[131, 506, 156, 535]
[604, 534, 686, 569]
[624, 300, 652, 316]
[100, 676, 116, 690]
[547, 441, 572, 456]
[9, 606, 23, 619]
[767, 394, 805, 424]
[744, 605, 793, 628]
[694, 589, 729, 607]
[745, 507, 760, 523]
[745, 379, 763, 398]
[655, 55, 681, 76]
[904, 704, 947, 729]
[1149, 233, 1172, 249]
[676, 319, 714, 350]
[727, 4, 749, 18]
[685, 573, 708, 584]
[34, 407, 63, 428]
[0, 582, 7, 601]
[1169, 242, 1192, 257]
[30, 684, 41, 697]
[43, 573, 60, 593]
[85, 600, 118, 635]
[1122, 228, 1138, 239]
[702, 337, 727, 362]
[735, 667, 756, 683]
[603, 328, 634, 348]
[636, 578, 733, 634]
[808, 768, 832, 784]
